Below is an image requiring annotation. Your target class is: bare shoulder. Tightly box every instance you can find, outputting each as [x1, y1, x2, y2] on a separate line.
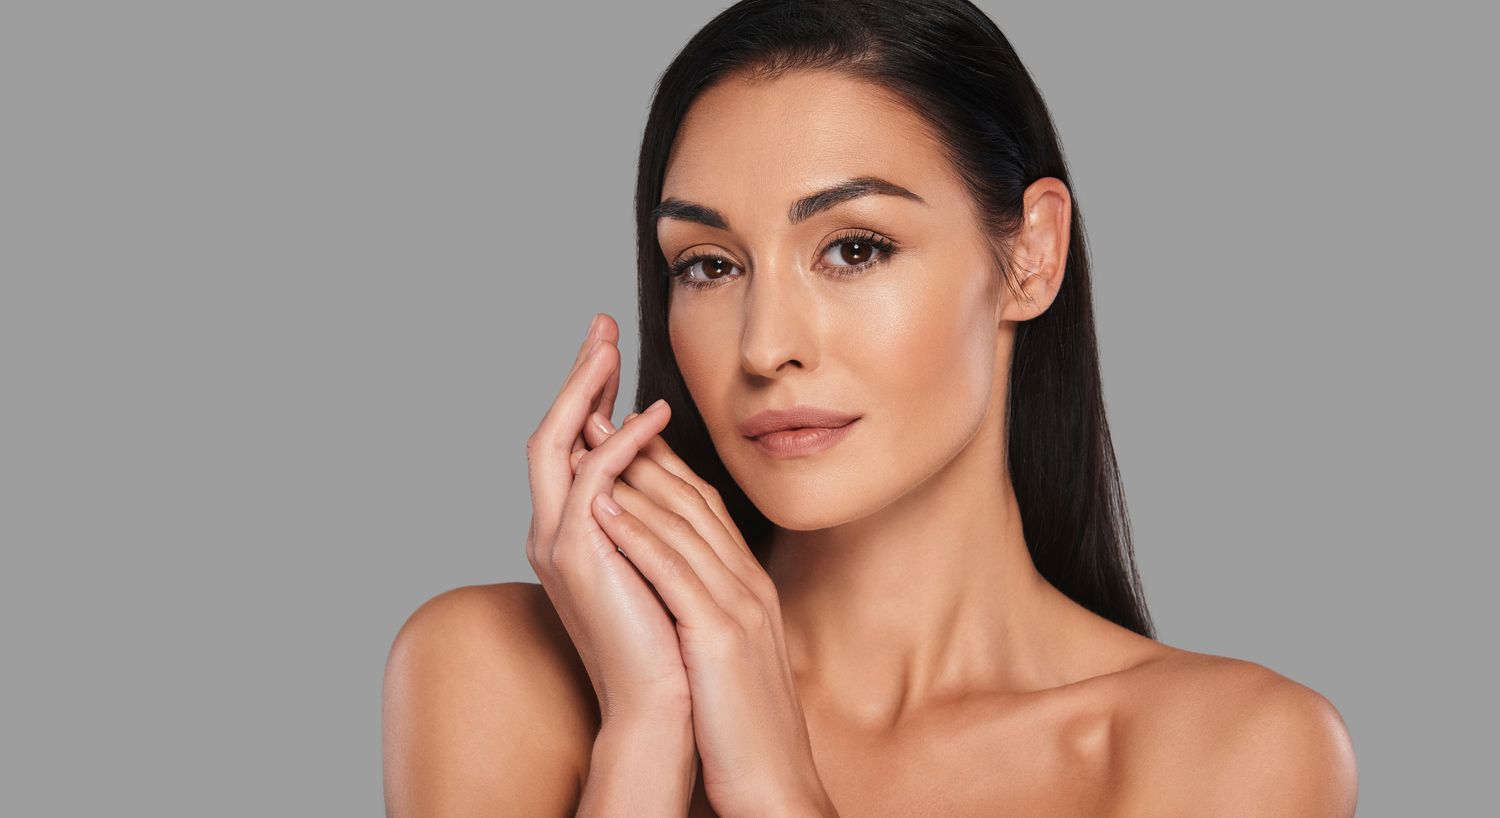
[1114, 648, 1358, 817]
[382, 582, 598, 817]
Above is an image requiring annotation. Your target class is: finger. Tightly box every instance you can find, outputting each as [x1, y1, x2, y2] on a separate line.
[591, 491, 737, 633]
[586, 411, 696, 486]
[582, 411, 752, 557]
[529, 339, 620, 536]
[574, 317, 621, 455]
[589, 315, 622, 428]
[559, 398, 672, 536]
[610, 480, 756, 609]
[577, 341, 620, 456]
[570, 316, 618, 456]
[582, 415, 758, 578]
[571, 313, 606, 373]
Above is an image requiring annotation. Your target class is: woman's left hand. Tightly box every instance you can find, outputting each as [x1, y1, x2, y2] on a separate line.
[572, 407, 838, 818]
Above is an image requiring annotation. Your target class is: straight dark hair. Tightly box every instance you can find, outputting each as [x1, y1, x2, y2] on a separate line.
[630, 0, 1155, 639]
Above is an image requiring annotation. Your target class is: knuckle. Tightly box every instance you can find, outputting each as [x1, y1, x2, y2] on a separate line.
[728, 590, 767, 624]
[697, 481, 723, 505]
[747, 571, 779, 603]
[671, 479, 704, 507]
[525, 431, 554, 465]
[658, 549, 690, 581]
[662, 511, 696, 539]
[615, 511, 646, 537]
[575, 449, 607, 477]
[708, 615, 745, 648]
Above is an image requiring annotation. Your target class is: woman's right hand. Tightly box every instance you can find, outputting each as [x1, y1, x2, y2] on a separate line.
[524, 313, 690, 726]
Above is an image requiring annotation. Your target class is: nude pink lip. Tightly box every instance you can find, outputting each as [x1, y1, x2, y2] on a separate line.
[748, 418, 859, 458]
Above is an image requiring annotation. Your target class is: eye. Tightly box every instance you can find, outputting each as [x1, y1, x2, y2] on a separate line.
[817, 230, 896, 274]
[665, 229, 899, 291]
[667, 253, 744, 291]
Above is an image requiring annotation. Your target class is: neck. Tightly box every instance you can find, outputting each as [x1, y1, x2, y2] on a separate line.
[762, 413, 1086, 730]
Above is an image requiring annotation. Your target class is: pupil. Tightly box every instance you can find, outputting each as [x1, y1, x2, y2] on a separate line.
[843, 241, 869, 264]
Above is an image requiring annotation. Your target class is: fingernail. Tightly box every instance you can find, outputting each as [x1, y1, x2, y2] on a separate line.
[586, 313, 602, 338]
[623, 411, 639, 423]
[646, 398, 668, 415]
[589, 411, 614, 437]
[595, 492, 622, 516]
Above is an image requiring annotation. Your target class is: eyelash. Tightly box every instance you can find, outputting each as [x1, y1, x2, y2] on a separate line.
[665, 229, 898, 291]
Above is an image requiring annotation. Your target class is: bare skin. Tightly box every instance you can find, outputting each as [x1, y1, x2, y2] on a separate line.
[383, 69, 1357, 817]
[388, 583, 1353, 817]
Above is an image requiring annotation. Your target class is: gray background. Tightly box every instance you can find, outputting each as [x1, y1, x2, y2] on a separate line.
[2, 1, 1493, 814]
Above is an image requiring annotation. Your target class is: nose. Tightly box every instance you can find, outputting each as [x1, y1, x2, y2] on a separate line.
[739, 263, 817, 379]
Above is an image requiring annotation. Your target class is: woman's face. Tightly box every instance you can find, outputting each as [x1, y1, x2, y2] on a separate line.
[659, 70, 1035, 530]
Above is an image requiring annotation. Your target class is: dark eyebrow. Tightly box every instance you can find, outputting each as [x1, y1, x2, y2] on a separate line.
[652, 176, 926, 231]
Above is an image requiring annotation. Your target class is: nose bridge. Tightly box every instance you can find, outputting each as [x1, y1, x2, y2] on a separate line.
[740, 252, 815, 378]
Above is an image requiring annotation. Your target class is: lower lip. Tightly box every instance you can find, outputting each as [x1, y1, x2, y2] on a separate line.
[748, 419, 859, 458]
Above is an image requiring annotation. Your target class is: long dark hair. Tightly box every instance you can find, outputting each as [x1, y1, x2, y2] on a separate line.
[630, 0, 1155, 639]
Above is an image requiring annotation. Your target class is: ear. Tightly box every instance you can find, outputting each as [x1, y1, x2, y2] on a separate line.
[998, 177, 1072, 323]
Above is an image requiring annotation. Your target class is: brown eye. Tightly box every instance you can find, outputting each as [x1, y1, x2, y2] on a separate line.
[669, 253, 743, 290]
[693, 257, 736, 280]
[819, 232, 896, 272]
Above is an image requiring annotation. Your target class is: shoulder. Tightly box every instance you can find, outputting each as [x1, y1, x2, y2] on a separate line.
[382, 582, 598, 816]
[1117, 649, 1358, 817]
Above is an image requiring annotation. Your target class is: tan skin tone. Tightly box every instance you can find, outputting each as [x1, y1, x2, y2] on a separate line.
[383, 70, 1358, 817]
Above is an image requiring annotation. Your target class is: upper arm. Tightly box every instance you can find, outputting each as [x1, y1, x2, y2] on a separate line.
[382, 582, 595, 817]
[1196, 671, 1359, 817]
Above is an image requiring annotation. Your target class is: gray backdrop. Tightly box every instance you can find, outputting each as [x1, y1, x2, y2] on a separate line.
[3, 1, 1493, 814]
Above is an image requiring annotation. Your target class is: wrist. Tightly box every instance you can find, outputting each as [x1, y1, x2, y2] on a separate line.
[580, 707, 696, 817]
[600, 688, 693, 729]
[597, 707, 693, 753]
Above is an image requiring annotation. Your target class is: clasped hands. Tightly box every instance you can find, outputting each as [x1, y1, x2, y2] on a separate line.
[531, 313, 837, 818]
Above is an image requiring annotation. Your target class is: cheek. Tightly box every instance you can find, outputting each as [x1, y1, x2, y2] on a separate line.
[668, 306, 724, 411]
[847, 267, 995, 432]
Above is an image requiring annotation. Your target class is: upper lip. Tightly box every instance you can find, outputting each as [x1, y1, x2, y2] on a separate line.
[738, 405, 860, 438]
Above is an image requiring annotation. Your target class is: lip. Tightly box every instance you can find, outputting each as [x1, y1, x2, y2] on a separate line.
[738, 405, 862, 439]
[748, 418, 859, 458]
[739, 404, 861, 459]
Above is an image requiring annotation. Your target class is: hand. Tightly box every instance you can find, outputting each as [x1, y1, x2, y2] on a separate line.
[573, 407, 837, 818]
[524, 313, 692, 726]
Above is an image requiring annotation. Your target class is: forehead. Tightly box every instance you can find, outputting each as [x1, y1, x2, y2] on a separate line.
[660, 70, 961, 222]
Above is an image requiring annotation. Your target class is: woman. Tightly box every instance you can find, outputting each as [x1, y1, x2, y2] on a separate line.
[383, 1, 1358, 815]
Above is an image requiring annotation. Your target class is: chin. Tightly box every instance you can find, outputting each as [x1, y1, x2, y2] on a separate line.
[729, 462, 889, 532]
[755, 502, 864, 533]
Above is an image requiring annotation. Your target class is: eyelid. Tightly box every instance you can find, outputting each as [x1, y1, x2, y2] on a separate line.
[669, 244, 744, 268]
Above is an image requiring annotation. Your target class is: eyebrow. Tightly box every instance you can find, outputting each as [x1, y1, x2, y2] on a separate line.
[652, 176, 927, 231]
